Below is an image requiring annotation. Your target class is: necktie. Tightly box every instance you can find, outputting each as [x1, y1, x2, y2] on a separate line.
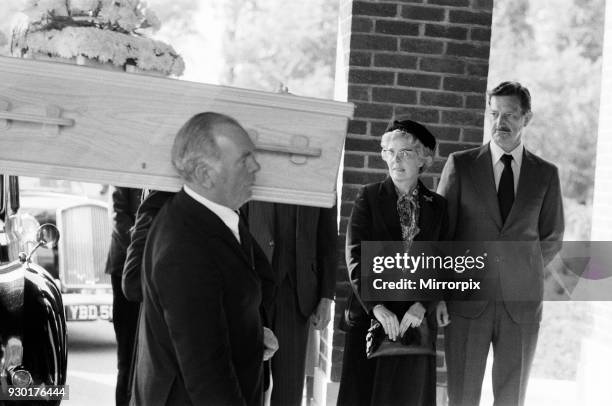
[238, 216, 254, 267]
[498, 154, 514, 223]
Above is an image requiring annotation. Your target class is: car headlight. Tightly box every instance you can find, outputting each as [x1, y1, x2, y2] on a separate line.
[8, 366, 33, 387]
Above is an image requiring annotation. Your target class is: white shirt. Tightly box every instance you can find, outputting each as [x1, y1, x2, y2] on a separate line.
[490, 140, 523, 193]
[183, 185, 241, 243]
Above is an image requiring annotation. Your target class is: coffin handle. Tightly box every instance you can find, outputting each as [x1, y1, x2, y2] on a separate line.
[0, 101, 74, 136]
[249, 129, 321, 165]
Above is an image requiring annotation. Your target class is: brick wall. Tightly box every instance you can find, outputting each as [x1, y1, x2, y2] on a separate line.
[332, 0, 494, 396]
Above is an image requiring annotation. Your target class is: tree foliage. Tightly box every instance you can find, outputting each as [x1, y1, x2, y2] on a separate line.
[216, 0, 339, 98]
[0, 0, 25, 55]
[489, 0, 604, 206]
[144, 0, 338, 98]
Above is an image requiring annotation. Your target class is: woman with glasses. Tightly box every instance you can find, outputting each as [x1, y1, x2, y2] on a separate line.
[337, 119, 448, 406]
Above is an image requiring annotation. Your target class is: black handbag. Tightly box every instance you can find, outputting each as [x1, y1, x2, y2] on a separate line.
[365, 319, 435, 359]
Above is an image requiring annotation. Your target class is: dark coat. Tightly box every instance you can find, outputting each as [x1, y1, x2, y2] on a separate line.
[244, 202, 337, 405]
[130, 190, 275, 406]
[122, 190, 174, 302]
[105, 187, 142, 276]
[337, 177, 448, 406]
[244, 202, 337, 317]
[342, 177, 448, 327]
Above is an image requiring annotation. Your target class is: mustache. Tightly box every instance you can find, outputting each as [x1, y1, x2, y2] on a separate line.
[495, 127, 511, 132]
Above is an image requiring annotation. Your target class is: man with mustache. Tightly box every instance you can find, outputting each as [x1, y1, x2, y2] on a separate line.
[437, 81, 564, 406]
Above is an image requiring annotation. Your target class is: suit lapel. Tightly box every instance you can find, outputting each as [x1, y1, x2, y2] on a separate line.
[246, 201, 275, 263]
[416, 182, 436, 241]
[295, 204, 318, 251]
[177, 190, 255, 270]
[502, 148, 540, 228]
[296, 205, 317, 239]
[469, 144, 503, 230]
[377, 177, 403, 241]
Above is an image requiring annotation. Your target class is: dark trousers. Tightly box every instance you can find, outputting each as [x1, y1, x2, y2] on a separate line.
[445, 300, 540, 406]
[270, 278, 310, 406]
[111, 274, 140, 406]
[336, 321, 373, 406]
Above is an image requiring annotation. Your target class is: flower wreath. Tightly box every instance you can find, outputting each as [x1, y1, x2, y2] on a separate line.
[11, 0, 185, 76]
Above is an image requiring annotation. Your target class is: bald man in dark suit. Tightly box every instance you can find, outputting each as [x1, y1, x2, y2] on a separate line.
[131, 112, 276, 406]
[437, 81, 564, 406]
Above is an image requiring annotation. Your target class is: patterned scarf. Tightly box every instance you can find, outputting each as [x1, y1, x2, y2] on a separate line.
[397, 186, 420, 253]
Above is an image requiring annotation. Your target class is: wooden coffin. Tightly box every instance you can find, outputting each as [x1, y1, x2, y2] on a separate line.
[0, 56, 353, 208]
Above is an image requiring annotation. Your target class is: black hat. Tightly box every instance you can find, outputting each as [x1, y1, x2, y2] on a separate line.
[385, 119, 436, 151]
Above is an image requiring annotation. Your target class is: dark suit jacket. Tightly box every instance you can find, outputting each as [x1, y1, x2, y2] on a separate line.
[343, 178, 448, 327]
[105, 187, 142, 276]
[244, 202, 337, 318]
[437, 143, 564, 323]
[122, 190, 175, 302]
[131, 190, 275, 406]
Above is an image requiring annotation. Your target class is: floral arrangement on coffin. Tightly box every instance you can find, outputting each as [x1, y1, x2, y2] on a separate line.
[11, 0, 185, 76]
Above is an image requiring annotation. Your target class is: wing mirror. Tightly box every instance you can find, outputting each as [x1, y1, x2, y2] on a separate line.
[36, 223, 60, 249]
[19, 224, 60, 264]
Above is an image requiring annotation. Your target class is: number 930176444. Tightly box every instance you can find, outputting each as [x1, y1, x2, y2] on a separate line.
[1, 385, 69, 401]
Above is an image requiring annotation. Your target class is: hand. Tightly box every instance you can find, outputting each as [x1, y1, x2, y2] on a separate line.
[310, 298, 333, 330]
[399, 302, 426, 335]
[372, 304, 400, 341]
[262, 327, 279, 361]
[436, 301, 451, 327]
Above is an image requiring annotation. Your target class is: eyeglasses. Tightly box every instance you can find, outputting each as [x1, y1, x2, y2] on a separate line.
[381, 149, 417, 162]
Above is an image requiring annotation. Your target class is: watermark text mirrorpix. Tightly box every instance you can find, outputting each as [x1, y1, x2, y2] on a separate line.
[362, 241, 612, 301]
[370, 251, 487, 292]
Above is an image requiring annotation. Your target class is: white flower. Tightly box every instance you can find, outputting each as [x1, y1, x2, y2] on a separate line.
[98, 0, 145, 32]
[143, 7, 160, 32]
[55, 29, 76, 58]
[69, 0, 101, 15]
[17, 26, 185, 76]
[116, 6, 141, 31]
[15, 0, 185, 76]
[24, 0, 69, 21]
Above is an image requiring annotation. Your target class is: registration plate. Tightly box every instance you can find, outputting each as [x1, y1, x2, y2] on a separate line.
[66, 304, 113, 321]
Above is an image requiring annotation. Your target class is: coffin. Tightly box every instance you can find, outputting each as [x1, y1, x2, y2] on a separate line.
[0, 56, 353, 208]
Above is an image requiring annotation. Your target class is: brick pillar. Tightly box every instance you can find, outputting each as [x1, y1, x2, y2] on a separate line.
[332, 0, 494, 402]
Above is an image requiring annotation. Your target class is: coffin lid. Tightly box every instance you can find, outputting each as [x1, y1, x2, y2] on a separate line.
[0, 56, 353, 208]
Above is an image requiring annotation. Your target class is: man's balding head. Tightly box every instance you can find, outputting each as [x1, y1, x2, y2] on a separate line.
[171, 112, 243, 182]
[171, 112, 260, 209]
